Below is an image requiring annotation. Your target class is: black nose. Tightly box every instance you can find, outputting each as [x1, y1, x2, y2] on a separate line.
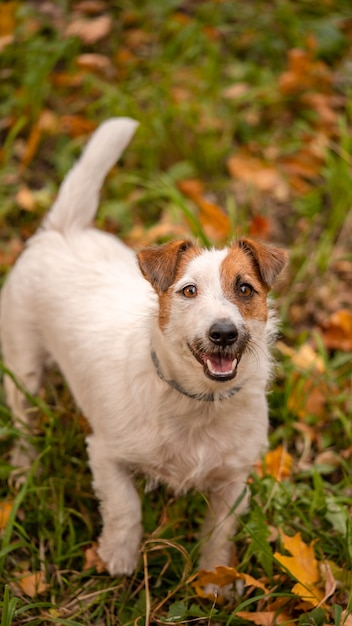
[208, 320, 238, 347]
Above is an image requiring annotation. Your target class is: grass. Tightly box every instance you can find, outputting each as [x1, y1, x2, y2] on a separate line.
[0, 0, 352, 624]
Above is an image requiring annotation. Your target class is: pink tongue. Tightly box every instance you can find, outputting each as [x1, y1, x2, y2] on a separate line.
[206, 354, 234, 373]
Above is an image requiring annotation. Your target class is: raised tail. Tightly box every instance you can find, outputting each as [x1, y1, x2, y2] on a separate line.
[42, 117, 138, 233]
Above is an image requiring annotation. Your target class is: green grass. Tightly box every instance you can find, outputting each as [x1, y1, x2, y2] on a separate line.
[0, 0, 352, 624]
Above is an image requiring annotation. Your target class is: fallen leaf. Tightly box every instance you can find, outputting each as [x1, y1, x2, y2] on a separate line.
[16, 187, 36, 212]
[74, 1, 107, 15]
[65, 15, 112, 44]
[279, 46, 332, 96]
[76, 53, 115, 77]
[248, 215, 271, 240]
[0, 500, 14, 530]
[256, 445, 293, 481]
[274, 531, 324, 607]
[177, 178, 205, 199]
[321, 309, 352, 352]
[15, 570, 49, 597]
[236, 610, 294, 625]
[194, 565, 268, 599]
[83, 542, 106, 573]
[222, 82, 250, 100]
[59, 115, 96, 138]
[178, 178, 231, 242]
[0, 2, 16, 37]
[227, 152, 289, 201]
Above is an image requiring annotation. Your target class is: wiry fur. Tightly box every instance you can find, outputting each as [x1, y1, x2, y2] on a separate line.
[0, 118, 287, 589]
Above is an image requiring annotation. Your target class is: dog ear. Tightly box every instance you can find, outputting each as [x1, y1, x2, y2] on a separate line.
[237, 238, 287, 288]
[138, 240, 194, 293]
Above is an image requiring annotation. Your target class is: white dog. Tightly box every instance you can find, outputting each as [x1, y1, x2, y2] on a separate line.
[0, 118, 287, 580]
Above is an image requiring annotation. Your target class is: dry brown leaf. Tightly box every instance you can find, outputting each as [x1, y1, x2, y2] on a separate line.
[65, 15, 112, 44]
[0, 500, 14, 530]
[196, 196, 231, 242]
[274, 531, 324, 607]
[76, 53, 115, 76]
[74, 1, 107, 14]
[83, 542, 106, 573]
[227, 153, 289, 201]
[321, 309, 352, 352]
[279, 47, 332, 96]
[15, 570, 49, 597]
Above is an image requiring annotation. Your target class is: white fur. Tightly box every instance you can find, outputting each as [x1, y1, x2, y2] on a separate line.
[0, 118, 281, 585]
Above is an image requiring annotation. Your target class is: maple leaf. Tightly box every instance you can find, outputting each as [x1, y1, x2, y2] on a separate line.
[274, 531, 324, 607]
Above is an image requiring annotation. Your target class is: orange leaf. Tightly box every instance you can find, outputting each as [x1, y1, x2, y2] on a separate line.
[248, 215, 271, 240]
[194, 565, 268, 599]
[59, 115, 97, 138]
[0, 500, 14, 530]
[0, 2, 16, 37]
[321, 309, 352, 352]
[177, 178, 204, 199]
[236, 610, 294, 625]
[16, 570, 49, 597]
[196, 196, 231, 242]
[274, 531, 324, 607]
[257, 445, 293, 481]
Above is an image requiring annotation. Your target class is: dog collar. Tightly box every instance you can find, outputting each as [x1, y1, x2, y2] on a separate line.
[151, 350, 242, 402]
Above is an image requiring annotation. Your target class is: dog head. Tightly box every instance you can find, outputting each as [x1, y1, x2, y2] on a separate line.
[138, 239, 287, 384]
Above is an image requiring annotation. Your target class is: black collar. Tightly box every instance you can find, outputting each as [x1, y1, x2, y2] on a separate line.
[151, 350, 241, 402]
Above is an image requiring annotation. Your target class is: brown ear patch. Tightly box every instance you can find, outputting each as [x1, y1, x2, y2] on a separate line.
[237, 238, 287, 288]
[137, 240, 197, 294]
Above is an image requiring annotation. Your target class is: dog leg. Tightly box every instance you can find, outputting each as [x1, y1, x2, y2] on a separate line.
[2, 327, 45, 469]
[87, 435, 143, 576]
[198, 478, 249, 594]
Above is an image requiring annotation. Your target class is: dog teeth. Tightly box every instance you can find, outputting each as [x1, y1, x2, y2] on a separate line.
[206, 357, 238, 376]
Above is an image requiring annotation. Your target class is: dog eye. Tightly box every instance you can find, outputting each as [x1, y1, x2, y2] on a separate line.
[238, 283, 254, 297]
[181, 284, 198, 298]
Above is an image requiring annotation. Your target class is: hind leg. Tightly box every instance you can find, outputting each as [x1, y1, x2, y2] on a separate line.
[2, 315, 46, 468]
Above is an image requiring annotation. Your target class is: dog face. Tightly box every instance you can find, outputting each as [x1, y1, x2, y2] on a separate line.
[138, 238, 287, 384]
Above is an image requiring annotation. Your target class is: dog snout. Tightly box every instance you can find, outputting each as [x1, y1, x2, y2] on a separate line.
[208, 319, 238, 348]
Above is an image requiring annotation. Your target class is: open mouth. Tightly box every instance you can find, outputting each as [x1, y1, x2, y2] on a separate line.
[188, 344, 241, 382]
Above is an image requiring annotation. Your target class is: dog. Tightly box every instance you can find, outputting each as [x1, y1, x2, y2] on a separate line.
[0, 118, 287, 583]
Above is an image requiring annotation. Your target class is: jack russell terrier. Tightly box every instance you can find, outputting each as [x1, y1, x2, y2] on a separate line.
[0, 118, 287, 583]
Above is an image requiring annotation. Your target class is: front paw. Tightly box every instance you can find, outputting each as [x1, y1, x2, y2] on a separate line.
[98, 523, 142, 576]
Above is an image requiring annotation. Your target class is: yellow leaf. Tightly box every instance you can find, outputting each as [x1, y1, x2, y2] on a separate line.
[257, 445, 293, 481]
[0, 500, 14, 530]
[274, 531, 324, 607]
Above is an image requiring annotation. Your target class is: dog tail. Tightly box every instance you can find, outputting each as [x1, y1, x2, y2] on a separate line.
[42, 117, 138, 233]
